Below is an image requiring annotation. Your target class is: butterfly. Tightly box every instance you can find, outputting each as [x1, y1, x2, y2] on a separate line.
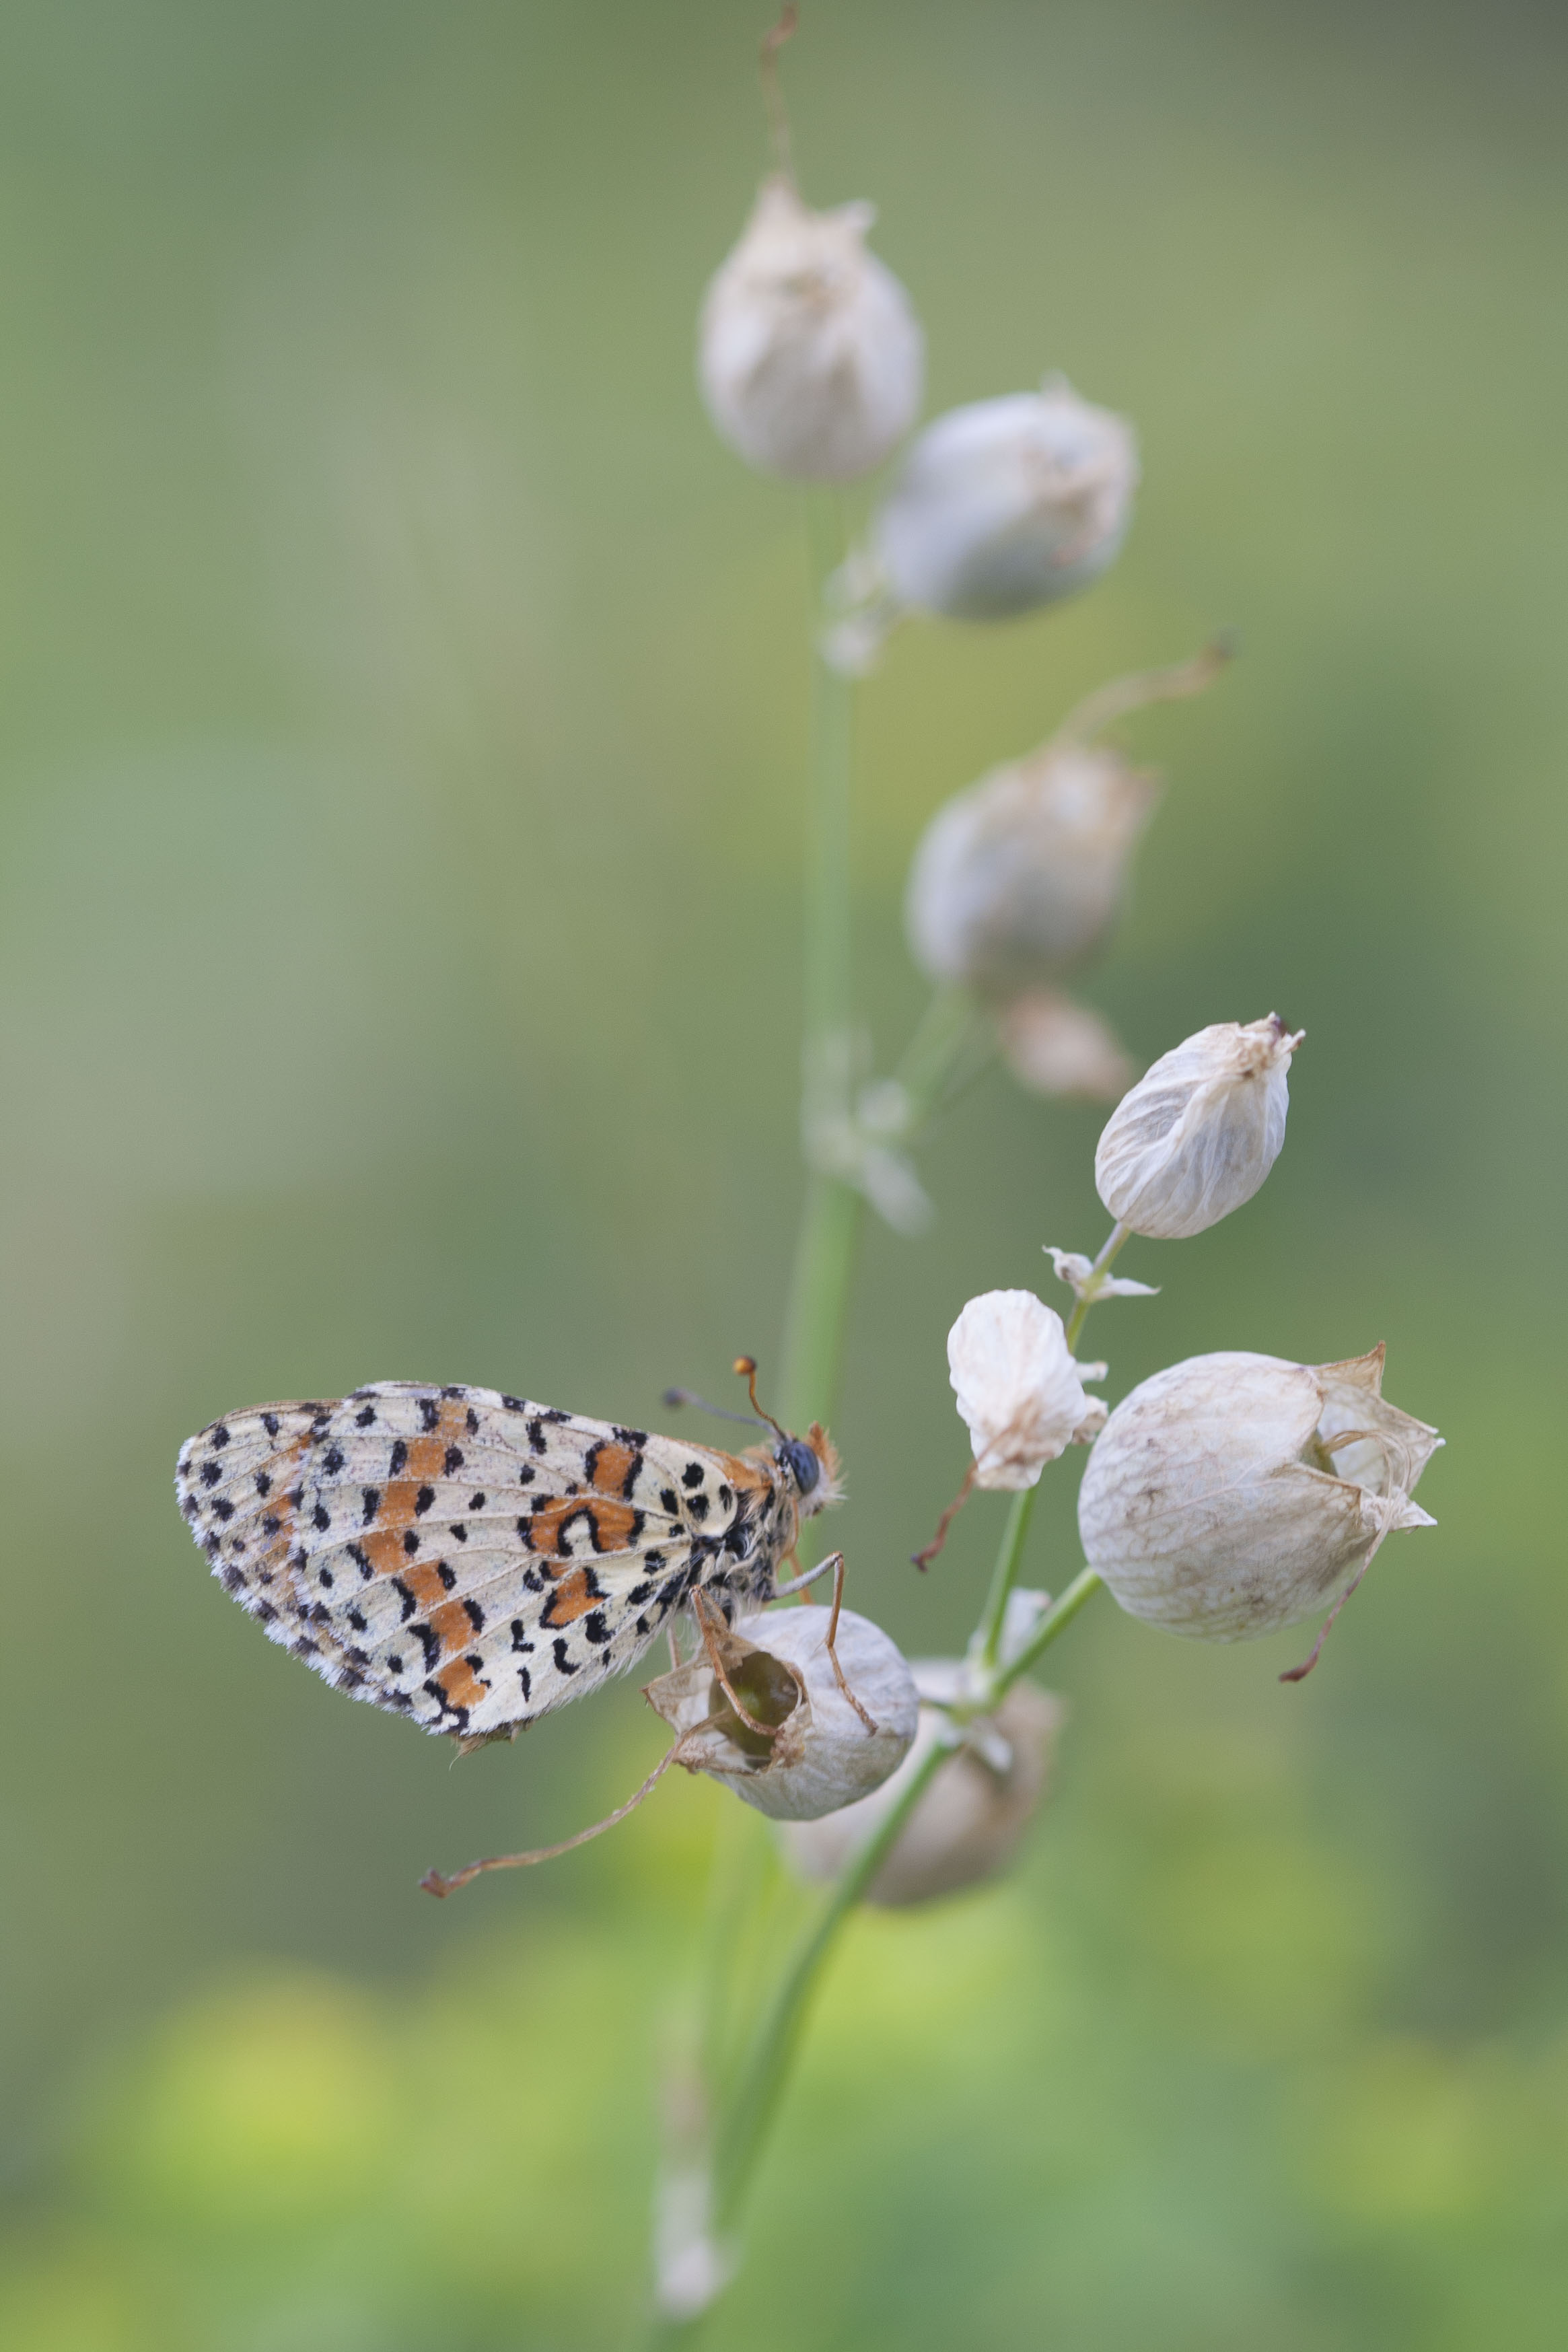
[174, 1371, 842, 1747]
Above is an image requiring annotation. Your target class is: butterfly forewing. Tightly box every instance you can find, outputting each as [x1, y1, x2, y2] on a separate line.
[176, 1382, 791, 1739]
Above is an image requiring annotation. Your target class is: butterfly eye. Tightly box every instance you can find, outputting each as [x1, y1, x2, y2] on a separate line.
[777, 1437, 820, 1496]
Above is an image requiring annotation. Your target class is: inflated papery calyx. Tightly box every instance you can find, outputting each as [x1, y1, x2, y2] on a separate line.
[645, 1606, 917, 1820]
[779, 1660, 1062, 1906]
[699, 176, 924, 483]
[874, 376, 1137, 620]
[1095, 1014, 1304, 1240]
[1077, 1345, 1440, 1648]
[905, 641, 1229, 996]
[906, 740, 1160, 997]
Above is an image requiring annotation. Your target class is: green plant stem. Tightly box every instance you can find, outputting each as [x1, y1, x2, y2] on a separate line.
[713, 1734, 953, 2230]
[968, 1223, 1129, 1677]
[779, 492, 858, 1434]
[990, 1565, 1104, 1699]
[801, 493, 853, 1082]
[779, 1174, 861, 1436]
[1064, 1221, 1130, 1352]
[675, 1557, 1106, 2335]
[645, 527, 1133, 2351]
[974, 1486, 1040, 1674]
[894, 981, 985, 1129]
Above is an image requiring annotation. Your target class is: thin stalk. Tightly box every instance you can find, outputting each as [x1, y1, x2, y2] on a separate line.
[678, 1556, 1106, 2339]
[969, 1223, 1128, 1676]
[991, 1566, 1104, 1699]
[893, 981, 985, 1129]
[713, 1732, 954, 2225]
[801, 491, 853, 1081]
[974, 1487, 1040, 1674]
[779, 492, 859, 1434]
[779, 1175, 860, 1435]
[1049, 634, 1234, 751]
[1064, 1222, 1130, 1352]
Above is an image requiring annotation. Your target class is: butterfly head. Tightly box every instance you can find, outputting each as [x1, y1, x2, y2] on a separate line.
[727, 1357, 842, 1519]
[777, 1422, 842, 1518]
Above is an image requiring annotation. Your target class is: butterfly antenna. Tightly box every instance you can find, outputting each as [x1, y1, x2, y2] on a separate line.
[734, 1355, 789, 1442]
[661, 1386, 764, 1429]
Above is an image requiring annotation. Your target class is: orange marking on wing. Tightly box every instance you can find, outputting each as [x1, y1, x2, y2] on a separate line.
[399, 1559, 452, 1613]
[435, 1655, 488, 1713]
[525, 1496, 577, 1555]
[361, 1525, 407, 1575]
[542, 1566, 597, 1625]
[428, 1597, 477, 1655]
[364, 1403, 468, 1567]
[585, 1499, 639, 1551]
[590, 1439, 637, 1498]
[404, 1398, 466, 1480]
[527, 1496, 640, 1558]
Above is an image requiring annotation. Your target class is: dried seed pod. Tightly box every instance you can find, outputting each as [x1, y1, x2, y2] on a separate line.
[1078, 1345, 1441, 1647]
[948, 1289, 1104, 1492]
[1095, 1014, 1304, 1240]
[874, 377, 1137, 620]
[645, 1606, 917, 1820]
[699, 176, 924, 483]
[779, 1662, 1062, 1905]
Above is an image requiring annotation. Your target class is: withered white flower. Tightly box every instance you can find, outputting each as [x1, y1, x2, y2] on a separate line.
[1078, 1345, 1440, 1658]
[699, 176, 924, 483]
[1095, 1014, 1304, 1240]
[948, 1289, 1103, 1491]
[874, 376, 1137, 620]
[645, 1605, 917, 1820]
[997, 993, 1137, 1104]
[779, 1662, 1062, 1906]
[1044, 1244, 1158, 1303]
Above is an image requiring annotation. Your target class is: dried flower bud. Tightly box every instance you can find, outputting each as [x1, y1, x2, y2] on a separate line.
[873, 376, 1137, 620]
[699, 176, 924, 483]
[998, 993, 1137, 1103]
[644, 1606, 917, 1820]
[1078, 1345, 1441, 1646]
[906, 744, 1158, 997]
[906, 644, 1227, 998]
[948, 1289, 1103, 1491]
[779, 1662, 1062, 1906]
[1095, 1014, 1304, 1240]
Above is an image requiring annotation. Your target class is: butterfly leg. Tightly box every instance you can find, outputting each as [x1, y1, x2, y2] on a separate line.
[911, 1459, 977, 1570]
[691, 1590, 781, 1741]
[773, 1551, 836, 1599]
[821, 1553, 879, 1737]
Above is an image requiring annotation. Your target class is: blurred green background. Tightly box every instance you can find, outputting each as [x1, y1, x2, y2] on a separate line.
[2, 0, 1565, 2343]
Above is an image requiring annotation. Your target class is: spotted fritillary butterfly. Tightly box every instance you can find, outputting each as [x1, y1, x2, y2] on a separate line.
[175, 1381, 841, 1746]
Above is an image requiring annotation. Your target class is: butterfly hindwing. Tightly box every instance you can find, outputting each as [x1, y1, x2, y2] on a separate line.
[176, 1382, 791, 1738]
